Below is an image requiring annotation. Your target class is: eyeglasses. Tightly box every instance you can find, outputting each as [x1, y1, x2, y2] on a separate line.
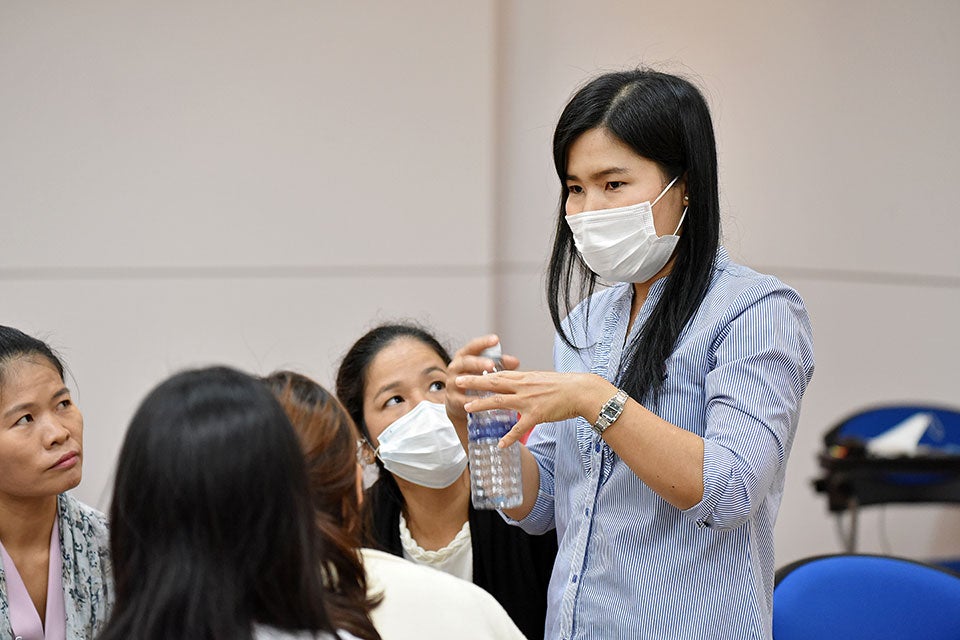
[356, 439, 376, 466]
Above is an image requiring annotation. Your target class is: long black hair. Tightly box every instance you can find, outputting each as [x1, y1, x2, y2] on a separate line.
[100, 366, 337, 640]
[547, 69, 720, 404]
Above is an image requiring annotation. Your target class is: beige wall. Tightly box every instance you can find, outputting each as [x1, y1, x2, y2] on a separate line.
[3, 1, 958, 566]
[1, 0, 497, 506]
[494, 0, 960, 566]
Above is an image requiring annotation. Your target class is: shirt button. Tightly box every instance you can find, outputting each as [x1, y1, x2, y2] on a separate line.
[572, 574, 578, 583]
[594, 441, 601, 452]
[584, 508, 590, 517]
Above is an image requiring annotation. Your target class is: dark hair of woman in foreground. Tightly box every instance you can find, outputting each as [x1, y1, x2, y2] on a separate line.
[263, 370, 382, 640]
[98, 366, 338, 640]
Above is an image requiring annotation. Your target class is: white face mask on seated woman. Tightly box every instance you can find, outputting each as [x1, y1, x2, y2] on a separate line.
[375, 401, 467, 489]
[566, 175, 685, 283]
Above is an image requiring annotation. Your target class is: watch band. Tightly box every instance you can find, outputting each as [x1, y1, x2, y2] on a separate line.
[592, 388, 629, 436]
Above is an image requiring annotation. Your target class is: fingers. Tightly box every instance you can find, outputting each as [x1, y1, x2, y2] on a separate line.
[449, 334, 521, 375]
[457, 370, 520, 398]
[452, 334, 500, 361]
[498, 415, 534, 448]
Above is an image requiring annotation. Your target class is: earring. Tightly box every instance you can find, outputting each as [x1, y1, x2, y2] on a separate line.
[683, 195, 690, 204]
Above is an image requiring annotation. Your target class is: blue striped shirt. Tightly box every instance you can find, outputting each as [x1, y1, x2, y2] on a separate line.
[511, 248, 815, 639]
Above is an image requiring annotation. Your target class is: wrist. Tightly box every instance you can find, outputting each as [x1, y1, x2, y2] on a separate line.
[592, 388, 629, 436]
[581, 375, 619, 423]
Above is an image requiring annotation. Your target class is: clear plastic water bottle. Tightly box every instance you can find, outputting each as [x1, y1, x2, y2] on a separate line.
[467, 343, 523, 510]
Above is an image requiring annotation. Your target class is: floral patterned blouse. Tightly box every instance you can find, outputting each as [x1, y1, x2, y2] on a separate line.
[0, 494, 113, 639]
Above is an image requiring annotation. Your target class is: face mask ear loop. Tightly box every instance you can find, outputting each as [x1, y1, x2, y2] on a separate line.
[673, 206, 688, 236]
[651, 175, 680, 207]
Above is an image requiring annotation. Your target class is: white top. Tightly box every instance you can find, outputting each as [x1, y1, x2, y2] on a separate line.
[252, 624, 360, 639]
[361, 548, 526, 640]
[398, 512, 472, 582]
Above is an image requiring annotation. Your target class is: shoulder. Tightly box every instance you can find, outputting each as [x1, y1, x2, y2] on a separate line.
[702, 250, 810, 324]
[360, 549, 524, 637]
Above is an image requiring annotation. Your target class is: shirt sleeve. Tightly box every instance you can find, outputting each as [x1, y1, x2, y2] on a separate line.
[683, 282, 815, 530]
[501, 422, 559, 534]
[499, 331, 574, 534]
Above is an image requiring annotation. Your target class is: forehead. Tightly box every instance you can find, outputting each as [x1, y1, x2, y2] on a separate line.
[566, 127, 660, 177]
[364, 338, 446, 392]
[0, 357, 64, 405]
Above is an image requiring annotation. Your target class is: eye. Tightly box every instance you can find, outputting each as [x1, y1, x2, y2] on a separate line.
[606, 181, 624, 190]
[14, 414, 33, 426]
[57, 399, 72, 410]
[429, 380, 446, 393]
[566, 184, 583, 195]
[384, 395, 404, 408]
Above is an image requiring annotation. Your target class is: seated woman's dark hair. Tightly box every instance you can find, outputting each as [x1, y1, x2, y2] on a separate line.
[263, 370, 383, 640]
[99, 366, 336, 640]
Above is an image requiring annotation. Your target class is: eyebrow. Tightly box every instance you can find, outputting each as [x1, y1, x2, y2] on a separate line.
[566, 167, 631, 182]
[1, 387, 70, 419]
[373, 366, 447, 399]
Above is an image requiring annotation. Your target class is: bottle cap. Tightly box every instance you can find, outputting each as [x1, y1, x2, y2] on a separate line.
[479, 342, 502, 361]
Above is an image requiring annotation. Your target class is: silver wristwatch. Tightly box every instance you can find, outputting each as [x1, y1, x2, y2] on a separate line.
[592, 388, 629, 436]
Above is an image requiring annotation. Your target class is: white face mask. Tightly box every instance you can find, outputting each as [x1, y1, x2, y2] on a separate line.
[565, 175, 686, 283]
[375, 401, 467, 489]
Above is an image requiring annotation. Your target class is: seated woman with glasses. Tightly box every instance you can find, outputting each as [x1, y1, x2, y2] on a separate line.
[335, 324, 556, 640]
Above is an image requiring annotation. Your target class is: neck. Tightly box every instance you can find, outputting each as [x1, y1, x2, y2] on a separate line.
[0, 494, 58, 552]
[396, 471, 470, 551]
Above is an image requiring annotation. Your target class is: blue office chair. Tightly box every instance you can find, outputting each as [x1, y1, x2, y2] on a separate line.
[813, 404, 960, 552]
[773, 554, 960, 640]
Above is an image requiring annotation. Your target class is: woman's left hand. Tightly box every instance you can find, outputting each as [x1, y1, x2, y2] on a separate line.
[456, 370, 614, 447]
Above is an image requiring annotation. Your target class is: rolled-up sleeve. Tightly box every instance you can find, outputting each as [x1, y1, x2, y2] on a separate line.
[683, 283, 815, 530]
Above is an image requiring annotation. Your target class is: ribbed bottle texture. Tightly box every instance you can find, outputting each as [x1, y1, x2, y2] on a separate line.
[467, 343, 523, 510]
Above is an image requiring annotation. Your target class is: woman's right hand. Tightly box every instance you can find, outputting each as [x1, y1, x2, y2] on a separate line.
[445, 334, 520, 431]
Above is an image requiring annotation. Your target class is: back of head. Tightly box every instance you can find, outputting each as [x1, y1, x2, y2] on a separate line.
[0, 325, 65, 387]
[263, 370, 382, 640]
[262, 370, 361, 536]
[103, 366, 333, 640]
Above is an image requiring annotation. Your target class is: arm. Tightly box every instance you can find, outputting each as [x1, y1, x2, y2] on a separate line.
[457, 286, 814, 520]
[458, 369, 704, 510]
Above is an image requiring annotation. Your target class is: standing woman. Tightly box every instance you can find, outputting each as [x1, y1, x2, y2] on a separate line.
[0, 325, 112, 639]
[452, 69, 815, 639]
[98, 366, 354, 640]
[335, 324, 556, 640]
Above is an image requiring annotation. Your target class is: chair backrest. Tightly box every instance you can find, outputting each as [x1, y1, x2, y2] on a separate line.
[825, 405, 960, 451]
[773, 554, 960, 640]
